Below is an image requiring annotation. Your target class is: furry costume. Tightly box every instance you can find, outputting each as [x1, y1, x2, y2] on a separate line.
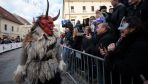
[13, 0, 66, 84]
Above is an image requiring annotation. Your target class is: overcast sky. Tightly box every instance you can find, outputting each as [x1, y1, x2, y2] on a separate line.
[0, 0, 63, 24]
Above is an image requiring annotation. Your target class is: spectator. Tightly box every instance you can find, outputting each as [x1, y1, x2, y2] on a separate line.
[127, 0, 148, 33]
[91, 23, 115, 84]
[102, 16, 148, 84]
[74, 20, 83, 32]
[108, 0, 126, 39]
[62, 21, 74, 63]
[100, 6, 109, 20]
[15, 36, 21, 42]
[119, 0, 129, 6]
[109, 8, 113, 14]
[127, 0, 143, 17]
[81, 26, 96, 83]
[82, 26, 94, 53]
[95, 23, 116, 57]
[89, 16, 96, 33]
[0, 37, 2, 44]
[72, 27, 83, 51]
[140, 0, 148, 33]
[95, 10, 106, 33]
[82, 18, 89, 28]
[1, 37, 12, 44]
[64, 21, 73, 47]
[92, 14, 106, 46]
[60, 33, 65, 45]
[95, 10, 106, 23]
[106, 8, 113, 24]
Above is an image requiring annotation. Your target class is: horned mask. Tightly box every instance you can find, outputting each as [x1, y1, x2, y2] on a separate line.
[33, 0, 60, 36]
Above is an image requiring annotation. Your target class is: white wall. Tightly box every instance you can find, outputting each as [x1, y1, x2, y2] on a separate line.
[0, 18, 32, 39]
[19, 24, 32, 38]
[63, 1, 112, 23]
[64, 2, 112, 14]
[0, 19, 20, 38]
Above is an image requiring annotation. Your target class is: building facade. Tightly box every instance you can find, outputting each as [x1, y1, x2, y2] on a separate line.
[0, 18, 21, 38]
[13, 14, 32, 38]
[0, 6, 32, 39]
[63, 0, 111, 25]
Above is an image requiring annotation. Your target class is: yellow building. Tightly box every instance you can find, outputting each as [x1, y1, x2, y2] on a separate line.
[13, 14, 32, 38]
[0, 6, 32, 39]
[63, 0, 111, 24]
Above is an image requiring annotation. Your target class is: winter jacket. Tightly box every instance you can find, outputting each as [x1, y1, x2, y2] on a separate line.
[105, 30, 148, 84]
[109, 3, 126, 29]
[95, 30, 116, 57]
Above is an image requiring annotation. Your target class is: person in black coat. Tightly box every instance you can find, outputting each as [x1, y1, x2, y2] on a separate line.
[110, 0, 126, 28]
[73, 21, 83, 51]
[93, 23, 116, 84]
[81, 26, 94, 81]
[82, 18, 89, 28]
[127, 0, 143, 18]
[127, 0, 148, 33]
[101, 16, 148, 84]
[140, 0, 148, 31]
[108, 0, 126, 39]
[82, 26, 94, 54]
[95, 23, 116, 57]
[64, 21, 74, 47]
[119, 0, 129, 6]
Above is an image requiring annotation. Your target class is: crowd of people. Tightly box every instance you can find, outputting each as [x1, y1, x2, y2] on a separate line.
[0, 36, 22, 44]
[60, 0, 148, 84]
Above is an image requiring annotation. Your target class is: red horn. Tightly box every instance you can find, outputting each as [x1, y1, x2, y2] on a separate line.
[46, 0, 49, 18]
[52, 10, 60, 21]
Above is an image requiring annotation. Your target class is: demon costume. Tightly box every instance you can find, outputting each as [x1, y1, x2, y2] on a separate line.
[13, 0, 66, 84]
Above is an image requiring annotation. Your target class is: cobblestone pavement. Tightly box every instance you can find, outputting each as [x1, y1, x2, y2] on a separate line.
[61, 73, 76, 84]
[0, 48, 75, 84]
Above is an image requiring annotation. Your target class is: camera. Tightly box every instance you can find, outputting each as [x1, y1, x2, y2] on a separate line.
[61, 20, 73, 28]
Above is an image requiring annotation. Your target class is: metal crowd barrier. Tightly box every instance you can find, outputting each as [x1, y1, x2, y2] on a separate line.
[61, 45, 135, 84]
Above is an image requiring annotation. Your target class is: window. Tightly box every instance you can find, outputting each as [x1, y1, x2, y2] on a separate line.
[83, 6, 86, 12]
[71, 6, 74, 13]
[12, 26, 14, 32]
[4, 24, 7, 31]
[91, 6, 94, 12]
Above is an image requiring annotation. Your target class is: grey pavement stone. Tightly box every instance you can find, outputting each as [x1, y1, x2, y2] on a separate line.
[0, 48, 76, 84]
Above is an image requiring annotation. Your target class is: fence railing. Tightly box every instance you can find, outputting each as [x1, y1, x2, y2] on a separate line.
[0, 43, 22, 53]
[61, 45, 136, 84]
